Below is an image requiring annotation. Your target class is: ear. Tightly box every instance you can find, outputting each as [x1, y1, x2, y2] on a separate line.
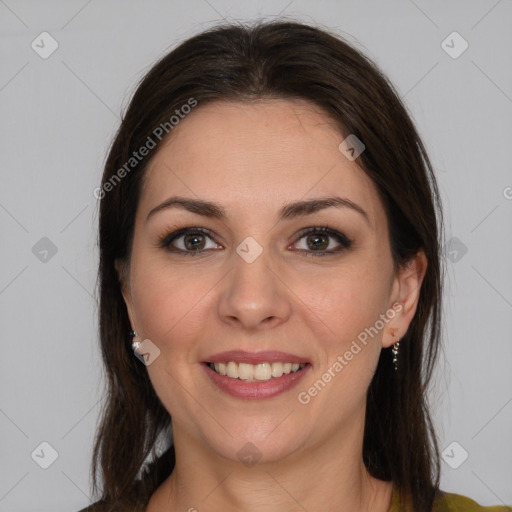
[382, 250, 428, 349]
[115, 258, 137, 330]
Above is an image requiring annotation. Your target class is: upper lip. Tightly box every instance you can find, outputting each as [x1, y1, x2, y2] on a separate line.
[204, 350, 310, 365]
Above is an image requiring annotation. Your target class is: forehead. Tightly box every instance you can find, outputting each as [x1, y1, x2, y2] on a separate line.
[139, 99, 385, 229]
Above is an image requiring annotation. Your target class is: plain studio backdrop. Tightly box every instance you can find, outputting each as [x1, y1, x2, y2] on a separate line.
[0, 1, 511, 510]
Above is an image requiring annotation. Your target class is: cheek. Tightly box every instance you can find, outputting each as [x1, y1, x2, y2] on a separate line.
[129, 249, 211, 340]
[129, 253, 214, 423]
[293, 267, 388, 421]
[291, 259, 390, 347]
[289, 262, 391, 416]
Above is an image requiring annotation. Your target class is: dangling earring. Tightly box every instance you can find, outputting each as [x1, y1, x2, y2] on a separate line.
[130, 330, 141, 352]
[392, 337, 400, 371]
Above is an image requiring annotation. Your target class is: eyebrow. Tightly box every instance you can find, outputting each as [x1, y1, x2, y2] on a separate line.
[146, 195, 370, 226]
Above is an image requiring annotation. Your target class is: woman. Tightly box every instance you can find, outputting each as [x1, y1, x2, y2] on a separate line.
[80, 20, 511, 512]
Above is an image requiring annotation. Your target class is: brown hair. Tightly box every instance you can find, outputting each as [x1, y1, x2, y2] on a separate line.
[91, 20, 445, 511]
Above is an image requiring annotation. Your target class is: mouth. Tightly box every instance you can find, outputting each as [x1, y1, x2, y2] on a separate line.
[201, 351, 311, 400]
[206, 361, 307, 381]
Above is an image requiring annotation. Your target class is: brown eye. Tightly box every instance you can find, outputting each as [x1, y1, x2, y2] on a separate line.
[183, 232, 206, 250]
[305, 233, 329, 251]
[160, 227, 221, 255]
[293, 226, 352, 256]
[159, 226, 352, 257]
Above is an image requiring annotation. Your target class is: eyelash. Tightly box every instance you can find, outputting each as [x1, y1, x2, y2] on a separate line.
[158, 225, 353, 257]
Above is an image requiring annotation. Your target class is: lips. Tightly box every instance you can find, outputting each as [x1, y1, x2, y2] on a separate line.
[201, 350, 311, 400]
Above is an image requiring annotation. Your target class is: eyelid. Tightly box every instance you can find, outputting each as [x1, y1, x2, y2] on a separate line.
[158, 225, 353, 256]
[291, 226, 353, 256]
[158, 226, 220, 250]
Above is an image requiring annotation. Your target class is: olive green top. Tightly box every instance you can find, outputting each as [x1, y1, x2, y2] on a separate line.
[78, 487, 512, 511]
[388, 486, 512, 512]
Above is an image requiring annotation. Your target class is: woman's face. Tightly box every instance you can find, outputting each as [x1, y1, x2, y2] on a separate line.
[120, 99, 424, 464]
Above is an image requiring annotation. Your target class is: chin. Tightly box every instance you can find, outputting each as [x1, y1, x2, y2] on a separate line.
[204, 424, 307, 467]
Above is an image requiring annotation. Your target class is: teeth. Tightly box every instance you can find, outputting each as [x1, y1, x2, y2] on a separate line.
[271, 362, 284, 378]
[238, 363, 254, 380]
[211, 361, 306, 380]
[226, 361, 238, 378]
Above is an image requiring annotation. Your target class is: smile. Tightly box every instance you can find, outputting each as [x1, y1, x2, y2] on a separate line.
[208, 361, 306, 381]
[202, 361, 311, 400]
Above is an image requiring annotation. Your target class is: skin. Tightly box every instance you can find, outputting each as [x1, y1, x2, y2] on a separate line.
[118, 99, 427, 512]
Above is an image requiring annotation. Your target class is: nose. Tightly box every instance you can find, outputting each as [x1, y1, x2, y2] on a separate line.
[217, 247, 292, 331]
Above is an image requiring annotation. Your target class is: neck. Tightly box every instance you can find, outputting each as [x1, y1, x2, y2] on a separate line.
[148, 418, 393, 512]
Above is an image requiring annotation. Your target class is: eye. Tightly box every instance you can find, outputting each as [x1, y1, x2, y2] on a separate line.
[159, 227, 221, 255]
[159, 225, 352, 257]
[291, 226, 352, 256]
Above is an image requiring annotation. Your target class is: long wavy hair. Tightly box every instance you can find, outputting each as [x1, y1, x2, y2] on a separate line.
[91, 20, 445, 511]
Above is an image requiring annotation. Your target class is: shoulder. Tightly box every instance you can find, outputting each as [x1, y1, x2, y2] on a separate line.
[435, 490, 512, 512]
[75, 479, 147, 511]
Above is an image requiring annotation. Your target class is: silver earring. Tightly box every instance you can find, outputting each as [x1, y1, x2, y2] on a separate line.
[130, 330, 141, 352]
[392, 338, 400, 371]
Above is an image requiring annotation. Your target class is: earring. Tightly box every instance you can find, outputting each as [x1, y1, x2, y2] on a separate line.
[130, 330, 141, 352]
[392, 337, 400, 371]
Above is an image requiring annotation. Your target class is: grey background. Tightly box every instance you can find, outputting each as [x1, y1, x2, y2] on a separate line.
[0, 1, 511, 510]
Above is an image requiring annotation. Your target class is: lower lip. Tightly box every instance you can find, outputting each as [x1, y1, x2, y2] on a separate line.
[202, 363, 311, 400]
